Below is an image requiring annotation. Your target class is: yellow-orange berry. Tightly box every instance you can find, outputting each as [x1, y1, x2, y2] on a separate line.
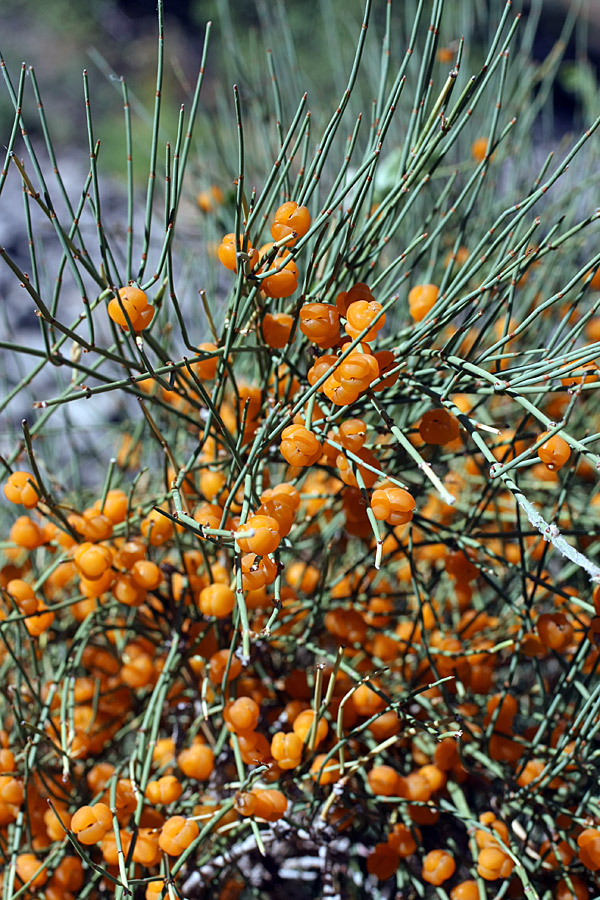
[3, 471, 39, 509]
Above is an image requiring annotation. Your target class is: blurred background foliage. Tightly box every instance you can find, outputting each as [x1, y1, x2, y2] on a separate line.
[2, 0, 599, 179]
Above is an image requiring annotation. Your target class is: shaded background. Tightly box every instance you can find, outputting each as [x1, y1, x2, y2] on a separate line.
[2, 0, 600, 166]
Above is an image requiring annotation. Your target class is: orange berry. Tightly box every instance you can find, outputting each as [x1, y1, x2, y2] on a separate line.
[471, 137, 489, 162]
[108, 286, 148, 329]
[270, 201, 311, 244]
[0, 775, 24, 806]
[178, 742, 215, 781]
[293, 709, 328, 746]
[351, 682, 386, 717]
[257, 245, 299, 298]
[338, 418, 367, 453]
[388, 823, 418, 857]
[344, 299, 385, 341]
[94, 489, 128, 524]
[240, 553, 278, 592]
[477, 847, 514, 880]
[422, 849, 456, 885]
[218, 234, 256, 272]
[238, 514, 281, 555]
[537, 612, 573, 652]
[131, 559, 162, 590]
[337, 351, 379, 391]
[336, 447, 379, 489]
[368, 765, 399, 796]
[73, 542, 113, 580]
[539, 838, 574, 869]
[146, 880, 168, 900]
[25, 599, 55, 636]
[224, 697, 260, 735]
[419, 408, 460, 445]
[16, 853, 48, 889]
[209, 649, 242, 685]
[450, 881, 479, 900]
[371, 487, 415, 525]
[484, 694, 517, 729]
[367, 842, 400, 879]
[131, 828, 161, 867]
[9, 516, 45, 549]
[140, 508, 173, 546]
[3, 471, 39, 508]
[50, 856, 84, 892]
[445, 549, 478, 582]
[538, 432, 570, 471]
[158, 815, 199, 855]
[280, 425, 322, 467]
[262, 312, 294, 349]
[285, 562, 320, 594]
[145, 775, 183, 806]
[577, 828, 600, 871]
[199, 582, 236, 618]
[192, 342, 220, 380]
[71, 803, 112, 844]
[408, 284, 438, 321]
[325, 607, 367, 644]
[5, 578, 37, 614]
[418, 764, 446, 793]
[299, 302, 340, 348]
[310, 753, 340, 785]
[555, 877, 589, 900]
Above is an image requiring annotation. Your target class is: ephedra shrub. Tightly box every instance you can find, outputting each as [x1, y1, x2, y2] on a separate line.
[1, 1, 600, 898]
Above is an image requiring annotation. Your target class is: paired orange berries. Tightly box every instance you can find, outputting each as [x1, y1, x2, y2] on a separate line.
[71, 803, 112, 844]
[5, 579, 55, 636]
[224, 697, 260, 735]
[9, 515, 45, 549]
[537, 431, 570, 471]
[73, 542, 113, 580]
[158, 815, 200, 856]
[240, 552, 278, 592]
[235, 788, 287, 821]
[280, 425, 322, 467]
[408, 284, 439, 322]
[3, 471, 39, 508]
[270, 731, 303, 769]
[145, 775, 183, 805]
[322, 348, 380, 406]
[177, 741, 215, 780]
[371, 486, 416, 526]
[199, 583, 236, 618]
[344, 299, 385, 342]
[108, 286, 154, 332]
[422, 849, 456, 885]
[475, 811, 514, 880]
[257, 483, 299, 537]
[270, 201, 311, 245]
